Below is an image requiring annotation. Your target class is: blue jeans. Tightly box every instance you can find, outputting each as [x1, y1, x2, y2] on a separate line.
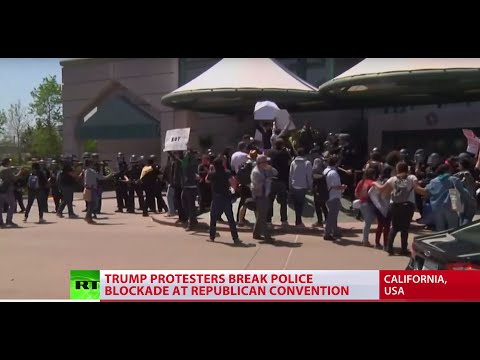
[210, 193, 239, 241]
[291, 188, 307, 225]
[25, 190, 45, 219]
[166, 184, 176, 215]
[86, 190, 99, 219]
[325, 198, 341, 237]
[434, 207, 459, 232]
[58, 186, 74, 216]
[0, 190, 16, 224]
[360, 202, 376, 243]
[460, 205, 476, 226]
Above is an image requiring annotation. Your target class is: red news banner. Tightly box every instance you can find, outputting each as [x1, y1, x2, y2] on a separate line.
[380, 271, 480, 301]
[98, 270, 480, 301]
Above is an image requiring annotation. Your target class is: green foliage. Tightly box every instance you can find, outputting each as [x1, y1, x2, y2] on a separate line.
[28, 126, 62, 158]
[29, 75, 63, 128]
[83, 139, 97, 153]
[0, 109, 6, 136]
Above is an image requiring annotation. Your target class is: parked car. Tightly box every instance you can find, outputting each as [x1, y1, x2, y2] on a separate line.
[406, 220, 480, 270]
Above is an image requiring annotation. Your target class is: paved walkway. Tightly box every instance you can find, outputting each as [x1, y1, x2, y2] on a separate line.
[0, 195, 440, 299]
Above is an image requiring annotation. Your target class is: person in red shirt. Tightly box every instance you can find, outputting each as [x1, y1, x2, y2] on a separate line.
[355, 167, 377, 247]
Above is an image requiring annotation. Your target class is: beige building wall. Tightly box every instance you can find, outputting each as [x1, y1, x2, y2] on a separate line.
[62, 58, 178, 164]
[366, 102, 480, 151]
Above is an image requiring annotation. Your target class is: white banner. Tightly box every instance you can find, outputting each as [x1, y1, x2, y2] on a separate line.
[462, 128, 480, 154]
[254, 101, 280, 121]
[164, 128, 190, 152]
[100, 270, 380, 301]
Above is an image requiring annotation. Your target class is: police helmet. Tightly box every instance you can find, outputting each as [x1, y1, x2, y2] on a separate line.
[130, 155, 138, 163]
[427, 153, 441, 166]
[458, 152, 472, 160]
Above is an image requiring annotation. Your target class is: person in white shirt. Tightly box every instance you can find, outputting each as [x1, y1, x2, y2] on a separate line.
[230, 142, 249, 174]
[289, 148, 312, 227]
[323, 155, 347, 240]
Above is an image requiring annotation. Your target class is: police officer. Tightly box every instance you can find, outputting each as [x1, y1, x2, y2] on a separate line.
[126, 155, 143, 213]
[49, 160, 62, 213]
[92, 153, 108, 214]
[140, 156, 160, 217]
[151, 155, 169, 213]
[139, 155, 146, 167]
[39, 159, 51, 212]
[81, 152, 92, 212]
[114, 152, 129, 213]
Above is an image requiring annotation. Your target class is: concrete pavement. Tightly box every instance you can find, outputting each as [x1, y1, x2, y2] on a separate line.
[0, 196, 426, 299]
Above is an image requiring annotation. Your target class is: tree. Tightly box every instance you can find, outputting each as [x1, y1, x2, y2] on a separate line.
[29, 125, 62, 158]
[0, 110, 6, 136]
[29, 75, 63, 128]
[4, 101, 29, 160]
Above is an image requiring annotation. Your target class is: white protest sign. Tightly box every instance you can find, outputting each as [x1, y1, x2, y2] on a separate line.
[274, 109, 296, 131]
[254, 101, 280, 121]
[164, 128, 190, 152]
[462, 129, 480, 154]
[368, 186, 390, 218]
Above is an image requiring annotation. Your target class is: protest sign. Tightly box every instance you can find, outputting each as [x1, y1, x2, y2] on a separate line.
[164, 128, 190, 152]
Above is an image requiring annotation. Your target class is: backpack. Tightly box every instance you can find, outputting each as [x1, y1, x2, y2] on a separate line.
[391, 176, 412, 203]
[313, 170, 332, 201]
[237, 162, 253, 186]
[28, 174, 40, 190]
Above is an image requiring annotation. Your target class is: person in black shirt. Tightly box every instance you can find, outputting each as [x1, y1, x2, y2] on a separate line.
[24, 162, 48, 223]
[127, 155, 145, 211]
[198, 154, 212, 213]
[152, 155, 169, 214]
[266, 139, 291, 227]
[256, 122, 273, 151]
[56, 163, 79, 218]
[114, 161, 130, 213]
[206, 157, 242, 245]
[49, 160, 62, 213]
[13, 177, 26, 213]
[39, 159, 51, 213]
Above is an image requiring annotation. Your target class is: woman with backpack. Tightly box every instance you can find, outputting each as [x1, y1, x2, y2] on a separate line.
[354, 167, 377, 247]
[372, 162, 422, 256]
[23, 162, 48, 224]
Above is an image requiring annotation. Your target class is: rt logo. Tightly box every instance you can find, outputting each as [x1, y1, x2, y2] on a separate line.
[70, 270, 101, 300]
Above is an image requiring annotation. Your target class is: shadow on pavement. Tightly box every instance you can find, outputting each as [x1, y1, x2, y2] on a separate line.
[89, 223, 125, 226]
[206, 239, 256, 248]
[94, 217, 110, 220]
[259, 239, 303, 248]
[334, 238, 365, 247]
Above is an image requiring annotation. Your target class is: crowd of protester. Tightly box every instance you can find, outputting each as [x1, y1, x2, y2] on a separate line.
[1, 120, 478, 255]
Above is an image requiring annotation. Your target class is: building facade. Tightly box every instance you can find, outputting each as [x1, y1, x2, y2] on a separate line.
[61, 58, 364, 163]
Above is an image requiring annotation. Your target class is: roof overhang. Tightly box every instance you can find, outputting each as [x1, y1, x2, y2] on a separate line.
[162, 89, 321, 114]
[162, 58, 319, 114]
[318, 59, 480, 109]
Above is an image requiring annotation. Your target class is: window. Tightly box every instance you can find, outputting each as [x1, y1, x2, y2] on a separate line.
[179, 58, 221, 86]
